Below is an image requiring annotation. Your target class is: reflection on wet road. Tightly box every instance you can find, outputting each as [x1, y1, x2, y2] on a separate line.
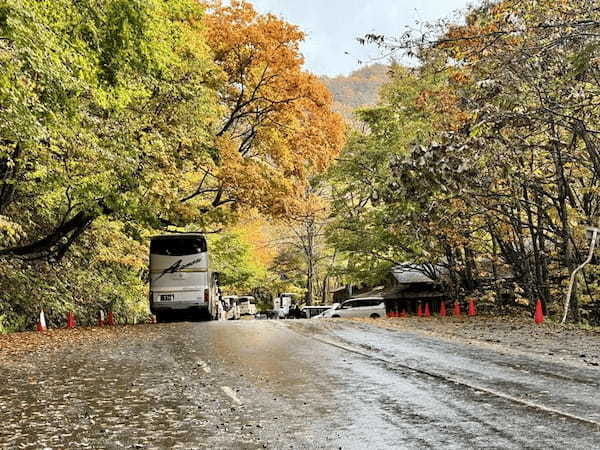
[1, 320, 600, 449]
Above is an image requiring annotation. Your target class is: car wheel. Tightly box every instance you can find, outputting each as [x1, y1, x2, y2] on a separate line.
[370, 313, 380, 319]
[331, 315, 341, 318]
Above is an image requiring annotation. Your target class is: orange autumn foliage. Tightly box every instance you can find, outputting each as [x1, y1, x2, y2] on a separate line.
[203, 0, 346, 217]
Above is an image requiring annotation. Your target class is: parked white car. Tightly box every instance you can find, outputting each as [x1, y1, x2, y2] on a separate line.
[327, 298, 385, 319]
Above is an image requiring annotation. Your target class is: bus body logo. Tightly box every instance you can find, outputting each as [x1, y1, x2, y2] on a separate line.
[154, 258, 203, 281]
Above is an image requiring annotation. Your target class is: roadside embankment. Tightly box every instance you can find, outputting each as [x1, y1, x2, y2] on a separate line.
[352, 315, 600, 368]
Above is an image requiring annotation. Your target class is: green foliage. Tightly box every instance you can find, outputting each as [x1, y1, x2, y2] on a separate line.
[209, 232, 266, 292]
[0, 0, 221, 331]
[326, 65, 451, 284]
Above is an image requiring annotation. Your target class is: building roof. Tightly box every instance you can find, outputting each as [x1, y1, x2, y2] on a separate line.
[391, 263, 447, 284]
[354, 286, 443, 300]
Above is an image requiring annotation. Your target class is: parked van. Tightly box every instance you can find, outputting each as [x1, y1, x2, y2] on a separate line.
[273, 292, 299, 318]
[327, 298, 385, 319]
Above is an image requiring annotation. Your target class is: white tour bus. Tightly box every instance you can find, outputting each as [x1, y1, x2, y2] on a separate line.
[149, 233, 219, 322]
[238, 296, 257, 316]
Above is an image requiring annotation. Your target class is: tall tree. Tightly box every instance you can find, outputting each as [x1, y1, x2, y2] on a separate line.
[187, 0, 346, 217]
[0, 0, 219, 260]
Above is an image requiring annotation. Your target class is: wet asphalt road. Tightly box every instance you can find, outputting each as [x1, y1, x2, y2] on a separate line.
[2, 319, 600, 449]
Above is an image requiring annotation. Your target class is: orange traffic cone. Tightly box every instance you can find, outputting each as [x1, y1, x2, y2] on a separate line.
[66, 312, 74, 328]
[417, 304, 423, 317]
[424, 303, 431, 317]
[440, 301, 447, 317]
[534, 299, 544, 324]
[36, 310, 47, 331]
[453, 301, 461, 317]
[468, 299, 476, 316]
[107, 311, 114, 326]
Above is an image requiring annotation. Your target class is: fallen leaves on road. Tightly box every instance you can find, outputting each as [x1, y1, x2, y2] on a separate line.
[0, 325, 164, 362]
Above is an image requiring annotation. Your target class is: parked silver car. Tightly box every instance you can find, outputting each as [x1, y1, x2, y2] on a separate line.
[325, 298, 385, 319]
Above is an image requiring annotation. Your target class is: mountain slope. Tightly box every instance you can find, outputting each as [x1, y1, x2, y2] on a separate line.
[321, 64, 389, 126]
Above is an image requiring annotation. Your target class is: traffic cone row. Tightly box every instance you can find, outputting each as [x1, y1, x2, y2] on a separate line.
[385, 298, 543, 324]
[385, 301, 476, 318]
[36, 309, 116, 331]
[387, 309, 410, 318]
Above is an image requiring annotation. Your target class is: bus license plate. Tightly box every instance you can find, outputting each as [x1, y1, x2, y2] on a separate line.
[160, 294, 174, 302]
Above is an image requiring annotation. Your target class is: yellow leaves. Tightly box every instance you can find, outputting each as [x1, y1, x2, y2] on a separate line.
[413, 82, 468, 132]
[0, 215, 24, 248]
[90, 219, 146, 270]
[449, 69, 471, 86]
[229, 214, 276, 268]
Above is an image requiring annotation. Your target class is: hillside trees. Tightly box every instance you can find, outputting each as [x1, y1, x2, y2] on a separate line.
[321, 64, 389, 128]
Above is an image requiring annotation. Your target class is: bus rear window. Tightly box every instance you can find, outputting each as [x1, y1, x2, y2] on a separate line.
[150, 238, 207, 256]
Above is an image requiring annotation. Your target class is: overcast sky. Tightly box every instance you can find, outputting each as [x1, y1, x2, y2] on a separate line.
[249, 0, 477, 77]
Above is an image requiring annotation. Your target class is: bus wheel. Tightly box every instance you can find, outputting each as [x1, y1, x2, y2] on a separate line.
[194, 309, 210, 322]
[155, 312, 168, 323]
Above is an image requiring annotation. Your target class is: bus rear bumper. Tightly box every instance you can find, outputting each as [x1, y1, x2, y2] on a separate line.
[151, 302, 207, 313]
